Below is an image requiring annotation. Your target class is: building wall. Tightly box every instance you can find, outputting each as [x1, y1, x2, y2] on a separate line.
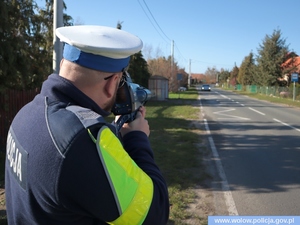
[149, 76, 169, 100]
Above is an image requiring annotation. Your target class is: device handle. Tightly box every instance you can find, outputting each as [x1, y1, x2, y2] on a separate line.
[114, 111, 137, 132]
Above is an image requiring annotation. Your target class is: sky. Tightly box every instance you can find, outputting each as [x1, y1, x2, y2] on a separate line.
[39, 0, 300, 74]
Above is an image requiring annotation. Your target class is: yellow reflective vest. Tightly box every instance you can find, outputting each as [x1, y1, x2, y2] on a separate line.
[89, 126, 154, 225]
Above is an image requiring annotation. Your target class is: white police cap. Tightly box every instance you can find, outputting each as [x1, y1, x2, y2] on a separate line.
[56, 25, 143, 73]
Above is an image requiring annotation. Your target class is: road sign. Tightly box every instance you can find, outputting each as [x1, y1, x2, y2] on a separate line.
[291, 73, 298, 101]
[291, 73, 298, 82]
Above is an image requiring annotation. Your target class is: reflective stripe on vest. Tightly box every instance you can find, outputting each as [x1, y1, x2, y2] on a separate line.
[96, 126, 153, 225]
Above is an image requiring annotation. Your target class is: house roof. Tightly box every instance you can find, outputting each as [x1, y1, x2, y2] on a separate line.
[190, 73, 205, 80]
[149, 75, 169, 80]
[282, 56, 300, 73]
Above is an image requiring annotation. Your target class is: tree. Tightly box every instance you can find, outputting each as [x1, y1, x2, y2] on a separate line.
[116, 22, 150, 88]
[0, 0, 38, 90]
[256, 29, 289, 86]
[218, 69, 231, 85]
[147, 56, 181, 91]
[128, 51, 151, 88]
[36, 0, 73, 81]
[0, 0, 12, 90]
[204, 66, 218, 83]
[230, 64, 239, 86]
[237, 52, 256, 85]
[0, 0, 73, 90]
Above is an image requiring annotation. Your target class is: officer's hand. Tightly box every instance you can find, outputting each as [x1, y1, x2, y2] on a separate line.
[120, 106, 150, 137]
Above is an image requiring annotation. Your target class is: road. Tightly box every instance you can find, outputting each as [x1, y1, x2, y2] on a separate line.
[199, 88, 300, 215]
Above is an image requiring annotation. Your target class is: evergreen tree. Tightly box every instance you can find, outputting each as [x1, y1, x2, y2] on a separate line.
[218, 69, 231, 85]
[116, 22, 150, 88]
[128, 51, 151, 88]
[0, 0, 12, 90]
[256, 29, 289, 86]
[0, 0, 38, 90]
[238, 52, 255, 85]
[36, 0, 73, 81]
[0, 0, 73, 90]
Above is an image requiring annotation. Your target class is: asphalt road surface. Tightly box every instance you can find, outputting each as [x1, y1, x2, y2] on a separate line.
[199, 87, 300, 215]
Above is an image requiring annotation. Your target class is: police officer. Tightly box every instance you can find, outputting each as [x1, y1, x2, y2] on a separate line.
[5, 25, 169, 224]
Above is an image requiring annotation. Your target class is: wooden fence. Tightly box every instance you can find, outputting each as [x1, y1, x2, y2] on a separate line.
[0, 89, 40, 149]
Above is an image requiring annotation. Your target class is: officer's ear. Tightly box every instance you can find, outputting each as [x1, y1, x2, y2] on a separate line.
[60, 59, 64, 68]
[103, 74, 119, 98]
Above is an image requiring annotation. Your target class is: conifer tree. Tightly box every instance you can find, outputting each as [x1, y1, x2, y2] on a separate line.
[128, 52, 151, 88]
[116, 21, 151, 88]
[0, 0, 73, 90]
[238, 52, 255, 85]
[0, 0, 37, 90]
[218, 69, 231, 85]
[256, 29, 289, 86]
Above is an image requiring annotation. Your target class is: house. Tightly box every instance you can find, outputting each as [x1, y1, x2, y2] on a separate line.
[190, 73, 206, 84]
[279, 54, 300, 85]
[282, 55, 300, 73]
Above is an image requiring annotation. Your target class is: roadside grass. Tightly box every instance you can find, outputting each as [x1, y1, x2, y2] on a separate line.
[231, 90, 300, 108]
[146, 88, 210, 224]
[158, 87, 300, 224]
[0, 150, 6, 225]
[0, 87, 209, 225]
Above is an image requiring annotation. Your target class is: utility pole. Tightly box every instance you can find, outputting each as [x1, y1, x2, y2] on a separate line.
[53, 0, 63, 74]
[171, 40, 174, 91]
[188, 59, 191, 88]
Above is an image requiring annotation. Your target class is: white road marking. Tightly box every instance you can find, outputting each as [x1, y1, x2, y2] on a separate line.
[248, 107, 265, 116]
[220, 94, 229, 99]
[204, 119, 239, 215]
[200, 100, 239, 215]
[273, 118, 300, 132]
[214, 108, 251, 120]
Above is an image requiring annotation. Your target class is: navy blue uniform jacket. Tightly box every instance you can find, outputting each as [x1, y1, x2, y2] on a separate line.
[5, 74, 169, 224]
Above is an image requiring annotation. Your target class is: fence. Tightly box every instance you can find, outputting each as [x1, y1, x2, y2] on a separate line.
[0, 89, 40, 148]
[234, 84, 300, 100]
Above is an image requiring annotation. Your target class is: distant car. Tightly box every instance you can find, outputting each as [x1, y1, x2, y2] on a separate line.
[201, 84, 211, 91]
[178, 87, 187, 91]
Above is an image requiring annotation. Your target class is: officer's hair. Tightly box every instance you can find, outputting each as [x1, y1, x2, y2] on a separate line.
[61, 59, 118, 83]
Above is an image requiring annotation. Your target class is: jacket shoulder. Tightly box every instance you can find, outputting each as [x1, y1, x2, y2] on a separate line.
[46, 103, 107, 156]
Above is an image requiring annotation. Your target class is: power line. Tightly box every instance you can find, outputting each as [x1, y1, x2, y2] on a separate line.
[137, 1, 233, 72]
[137, 0, 169, 44]
[141, 0, 171, 42]
[174, 42, 187, 62]
[137, 0, 190, 68]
